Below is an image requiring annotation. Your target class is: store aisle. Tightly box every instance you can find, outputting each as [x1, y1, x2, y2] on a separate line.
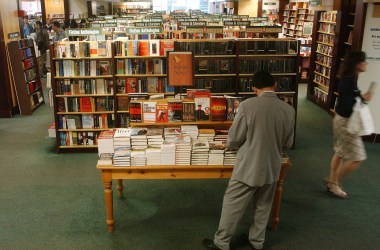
[0, 84, 379, 250]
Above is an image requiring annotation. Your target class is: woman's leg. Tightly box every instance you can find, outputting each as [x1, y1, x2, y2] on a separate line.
[338, 160, 363, 181]
[329, 153, 343, 184]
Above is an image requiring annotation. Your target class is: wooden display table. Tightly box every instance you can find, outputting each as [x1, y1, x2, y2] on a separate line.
[97, 159, 291, 233]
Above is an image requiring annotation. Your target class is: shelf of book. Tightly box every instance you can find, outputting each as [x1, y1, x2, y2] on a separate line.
[56, 94, 114, 97]
[59, 128, 112, 132]
[7, 38, 45, 116]
[194, 74, 236, 78]
[130, 121, 234, 127]
[53, 57, 113, 60]
[114, 56, 166, 59]
[115, 74, 167, 77]
[59, 145, 99, 149]
[57, 111, 115, 115]
[55, 75, 114, 79]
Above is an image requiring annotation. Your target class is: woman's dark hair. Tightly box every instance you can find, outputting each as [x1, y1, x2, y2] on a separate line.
[63, 19, 70, 29]
[252, 70, 275, 89]
[70, 19, 78, 28]
[342, 51, 366, 77]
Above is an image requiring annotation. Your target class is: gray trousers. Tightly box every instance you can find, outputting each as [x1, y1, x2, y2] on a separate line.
[214, 179, 277, 250]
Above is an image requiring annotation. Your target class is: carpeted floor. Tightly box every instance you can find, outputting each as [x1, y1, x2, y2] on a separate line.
[0, 84, 379, 250]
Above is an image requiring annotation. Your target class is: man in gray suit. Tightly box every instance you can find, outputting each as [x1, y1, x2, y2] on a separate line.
[203, 70, 295, 250]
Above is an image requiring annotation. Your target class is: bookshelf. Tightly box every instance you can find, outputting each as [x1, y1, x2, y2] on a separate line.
[50, 38, 300, 151]
[7, 38, 45, 115]
[50, 41, 115, 151]
[282, 1, 312, 38]
[307, 11, 342, 110]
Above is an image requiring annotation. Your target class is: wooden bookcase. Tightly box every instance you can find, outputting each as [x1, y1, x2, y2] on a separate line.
[282, 1, 312, 38]
[8, 39, 45, 115]
[50, 41, 115, 152]
[307, 11, 342, 110]
[50, 38, 300, 151]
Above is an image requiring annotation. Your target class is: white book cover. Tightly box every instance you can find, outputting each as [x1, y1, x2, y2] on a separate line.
[143, 102, 157, 123]
[96, 79, 105, 94]
[149, 40, 160, 56]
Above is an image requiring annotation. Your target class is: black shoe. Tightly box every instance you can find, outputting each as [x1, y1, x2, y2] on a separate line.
[236, 234, 262, 250]
[202, 239, 222, 250]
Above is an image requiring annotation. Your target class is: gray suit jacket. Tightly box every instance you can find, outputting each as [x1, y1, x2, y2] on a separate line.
[227, 92, 295, 187]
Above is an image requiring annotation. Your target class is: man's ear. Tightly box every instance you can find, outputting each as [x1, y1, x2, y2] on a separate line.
[252, 86, 257, 94]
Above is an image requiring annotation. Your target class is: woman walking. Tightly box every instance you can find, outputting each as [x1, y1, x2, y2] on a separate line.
[326, 51, 373, 199]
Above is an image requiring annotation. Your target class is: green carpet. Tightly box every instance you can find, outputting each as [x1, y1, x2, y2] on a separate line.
[0, 85, 379, 250]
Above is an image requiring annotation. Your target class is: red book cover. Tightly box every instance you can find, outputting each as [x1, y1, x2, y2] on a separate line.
[168, 101, 183, 122]
[80, 97, 93, 112]
[129, 101, 142, 122]
[186, 89, 211, 99]
[160, 40, 174, 56]
[211, 96, 227, 121]
[126, 78, 139, 93]
[139, 41, 149, 56]
[156, 103, 168, 123]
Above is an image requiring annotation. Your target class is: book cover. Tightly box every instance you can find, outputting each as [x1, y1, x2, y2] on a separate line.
[168, 100, 183, 122]
[126, 78, 139, 93]
[98, 41, 107, 57]
[117, 96, 129, 111]
[211, 96, 227, 121]
[96, 79, 105, 94]
[99, 61, 111, 75]
[116, 79, 126, 94]
[153, 59, 164, 74]
[82, 114, 94, 128]
[149, 40, 160, 56]
[156, 103, 168, 123]
[194, 97, 210, 121]
[80, 97, 93, 112]
[226, 96, 242, 121]
[186, 89, 211, 99]
[143, 101, 157, 123]
[182, 101, 195, 122]
[96, 97, 107, 111]
[160, 40, 174, 56]
[139, 41, 150, 56]
[129, 101, 142, 122]
[147, 77, 158, 93]
[89, 41, 98, 57]
[168, 52, 193, 86]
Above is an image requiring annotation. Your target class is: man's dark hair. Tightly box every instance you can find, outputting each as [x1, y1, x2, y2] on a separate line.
[252, 70, 275, 89]
[35, 21, 42, 27]
[53, 21, 61, 28]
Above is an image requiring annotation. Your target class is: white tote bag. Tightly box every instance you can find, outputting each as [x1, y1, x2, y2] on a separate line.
[347, 97, 374, 136]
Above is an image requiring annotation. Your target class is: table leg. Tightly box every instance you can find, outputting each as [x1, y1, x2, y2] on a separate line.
[272, 165, 287, 231]
[102, 171, 114, 233]
[117, 179, 123, 198]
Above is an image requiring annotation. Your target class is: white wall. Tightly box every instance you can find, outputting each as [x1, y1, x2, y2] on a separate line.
[69, 0, 87, 16]
[358, 3, 380, 134]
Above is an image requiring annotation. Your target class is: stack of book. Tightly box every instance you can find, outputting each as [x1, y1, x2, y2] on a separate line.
[223, 149, 237, 166]
[191, 140, 209, 165]
[174, 135, 192, 165]
[181, 125, 198, 141]
[113, 128, 132, 166]
[208, 142, 226, 165]
[146, 148, 161, 165]
[214, 129, 229, 144]
[164, 127, 181, 140]
[131, 127, 148, 150]
[161, 141, 176, 165]
[97, 130, 115, 156]
[131, 150, 146, 166]
[147, 127, 164, 148]
[198, 129, 215, 144]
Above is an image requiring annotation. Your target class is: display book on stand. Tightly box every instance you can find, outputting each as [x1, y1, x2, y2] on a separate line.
[50, 38, 300, 152]
[7, 38, 45, 115]
[306, 11, 343, 112]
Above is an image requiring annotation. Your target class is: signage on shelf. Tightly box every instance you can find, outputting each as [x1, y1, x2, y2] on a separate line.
[365, 26, 380, 62]
[90, 23, 117, 28]
[134, 22, 162, 27]
[248, 17, 268, 22]
[179, 21, 207, 26]
[66, 28, 103, 36]
[126, 27, 163, 34]
[246, 26, 282, 33]
[223, 21, 251, 26]
[168, 51, 193, 87]
[186, 27, 205, 33]
[309, 0, 322, 6]
[206, 26, 223, 33]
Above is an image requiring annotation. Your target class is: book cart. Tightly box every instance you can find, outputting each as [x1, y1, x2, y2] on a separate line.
[8, 38, 45, 115]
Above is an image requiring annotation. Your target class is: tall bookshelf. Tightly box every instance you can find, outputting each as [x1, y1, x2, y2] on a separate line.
[307, 11, 342, 110]
[50, 39, 300, 151]
[50, 41, 115, 151]
[282, 1, 312, 38]
[8, 39, 45, 115]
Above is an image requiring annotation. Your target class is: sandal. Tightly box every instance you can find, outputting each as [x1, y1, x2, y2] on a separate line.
[326, 182, 348, 199]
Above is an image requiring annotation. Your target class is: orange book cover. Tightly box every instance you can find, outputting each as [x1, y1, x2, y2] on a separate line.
[156, 103, 168, 123]
[80, 97, 93, 112]
[139, 41, 149, 56]
[168, 52, 193, 86]
[211, 96, 227, 121]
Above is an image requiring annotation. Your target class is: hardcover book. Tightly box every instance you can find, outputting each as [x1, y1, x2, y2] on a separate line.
[99, 61, 111, 75]
[129, 101, 142, 122]
[182, 101, 195, 122]
[211, 96, 227, 121]
[168, 100, 183, 122]
[226, 96, 242, 121]
[143, 101, 157, 123]
[80, 97, 93, 112]
[156, 103, 168, 123]
[126, 78, 139, 93]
